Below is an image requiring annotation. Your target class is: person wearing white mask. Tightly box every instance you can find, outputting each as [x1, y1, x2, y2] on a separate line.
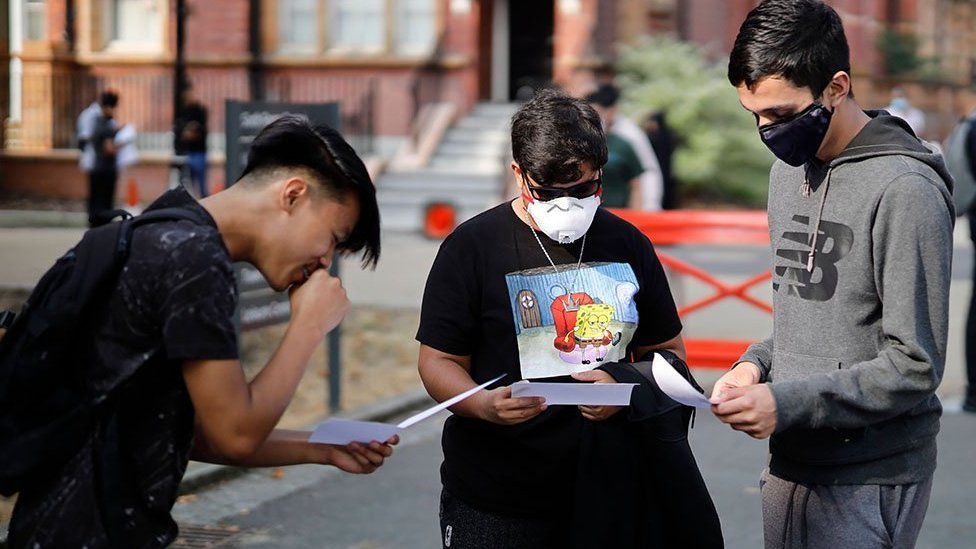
[416, 89, 721, 548]
[886, 87, 926, 137]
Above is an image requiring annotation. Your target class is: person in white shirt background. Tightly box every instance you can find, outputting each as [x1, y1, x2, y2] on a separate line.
[886, 87, 927, 137]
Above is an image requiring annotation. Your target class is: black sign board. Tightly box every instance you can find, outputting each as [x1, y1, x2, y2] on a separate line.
[225, 101, 340, 332]
[225, 100, 340, 187]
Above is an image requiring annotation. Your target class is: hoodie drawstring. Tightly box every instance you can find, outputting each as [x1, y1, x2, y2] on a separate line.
[806, 168, 833, 273]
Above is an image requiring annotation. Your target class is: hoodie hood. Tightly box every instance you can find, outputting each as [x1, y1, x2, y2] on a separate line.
[831, 110, 955, 196]
[799, 111, 955, 274]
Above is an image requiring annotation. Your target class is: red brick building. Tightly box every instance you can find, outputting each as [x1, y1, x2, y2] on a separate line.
[645, 0, 976, 135]
[2, 0, 975, 202]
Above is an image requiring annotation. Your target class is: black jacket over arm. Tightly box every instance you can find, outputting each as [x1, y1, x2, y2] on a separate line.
[572, 351, 724, 549]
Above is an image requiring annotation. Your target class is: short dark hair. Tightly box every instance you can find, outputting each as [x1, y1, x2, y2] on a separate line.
[585, 84, 621, 108]
[240, 116, 380, 269]
[99, 90, 119, 108]
[728, 0, 852, 98]
[511, 88, 608, 185]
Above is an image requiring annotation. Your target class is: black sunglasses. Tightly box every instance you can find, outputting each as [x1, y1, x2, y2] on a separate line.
[523, 175, 603, 201]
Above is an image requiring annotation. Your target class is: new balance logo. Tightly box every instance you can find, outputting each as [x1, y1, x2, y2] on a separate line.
[773, 215, 854, 301]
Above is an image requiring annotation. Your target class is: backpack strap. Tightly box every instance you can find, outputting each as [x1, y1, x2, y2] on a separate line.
[115, 207, 210, 258]
[0, 310, 14, 330]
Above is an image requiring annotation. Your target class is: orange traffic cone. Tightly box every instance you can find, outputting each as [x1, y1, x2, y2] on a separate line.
[125, 178, 143, 215]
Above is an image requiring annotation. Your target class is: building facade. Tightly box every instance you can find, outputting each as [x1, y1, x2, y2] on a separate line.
[2, 0, 975, 201]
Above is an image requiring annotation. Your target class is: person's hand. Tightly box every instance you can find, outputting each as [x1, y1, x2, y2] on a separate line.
[710, 362, 762, 402]
[571, 370, 622, 421]
[288, 263, 350, 338]
[476, 386, 547, 425]
[711, 384, 777, 439]
[320, 435, 399, 474]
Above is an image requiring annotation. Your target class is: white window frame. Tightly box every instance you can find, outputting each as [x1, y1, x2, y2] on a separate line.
[101, 0, 166, 53]
[23, 0, 47, 42]
[277, 0, 320, 55]
[274, 0, 438, 58]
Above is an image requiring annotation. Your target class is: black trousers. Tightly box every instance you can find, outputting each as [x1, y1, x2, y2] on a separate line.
[966, 210, 976, 404]
[87, 170, 117, 227]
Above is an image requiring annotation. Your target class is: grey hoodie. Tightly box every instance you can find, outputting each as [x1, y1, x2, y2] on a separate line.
[739, 112, 955, 485]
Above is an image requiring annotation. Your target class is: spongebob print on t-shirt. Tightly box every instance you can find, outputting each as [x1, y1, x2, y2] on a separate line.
[505, 262, 640, 379]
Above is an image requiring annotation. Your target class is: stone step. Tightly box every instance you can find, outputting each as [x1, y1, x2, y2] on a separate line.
[378, 171, 500, 193]
[434, 141, 508, 157]
[455, 116, 512, 132]
[471, 103, 519, 118]
[427, 156, 504, 172]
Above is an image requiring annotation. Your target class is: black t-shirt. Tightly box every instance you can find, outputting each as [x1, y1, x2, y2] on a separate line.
[92, 115, 119, 174]
[416, 202, 682, 518]
[177, 102, 209, 154]
[9, 188, 239, 548]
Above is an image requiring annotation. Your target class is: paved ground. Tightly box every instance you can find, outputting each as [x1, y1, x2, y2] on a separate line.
[169, 405, 976, 549]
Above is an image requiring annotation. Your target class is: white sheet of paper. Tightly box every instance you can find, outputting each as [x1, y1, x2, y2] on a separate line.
[309, 374, 506, 445]
[511, 381, 637, 406]
[308, 418, 400, 446]
[397, 374, 506, 428]
[650, 353, 713, 408]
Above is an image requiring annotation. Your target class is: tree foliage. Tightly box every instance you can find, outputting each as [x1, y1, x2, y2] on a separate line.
[615, 37, 774, 206]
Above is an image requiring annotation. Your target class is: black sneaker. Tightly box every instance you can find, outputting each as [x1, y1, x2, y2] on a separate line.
[963, 399, 976, 414]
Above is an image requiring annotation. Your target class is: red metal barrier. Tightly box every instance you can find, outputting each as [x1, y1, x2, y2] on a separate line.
[610, 209, 772, 369]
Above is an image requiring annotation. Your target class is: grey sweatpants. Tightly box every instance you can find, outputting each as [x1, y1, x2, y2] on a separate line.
[761, 469, 933, 549]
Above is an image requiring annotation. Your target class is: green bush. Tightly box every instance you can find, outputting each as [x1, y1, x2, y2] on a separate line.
[615, 36, 774, 207]
[878, 29, 921, 76]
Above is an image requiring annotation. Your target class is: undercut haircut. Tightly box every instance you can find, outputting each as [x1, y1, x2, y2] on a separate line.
[239, 116, 380, 269]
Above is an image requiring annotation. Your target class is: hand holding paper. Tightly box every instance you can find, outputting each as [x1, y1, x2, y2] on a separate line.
[650, 353, 713, 408]
[309, 374, 505, 445]
[511, 379, 637, 406]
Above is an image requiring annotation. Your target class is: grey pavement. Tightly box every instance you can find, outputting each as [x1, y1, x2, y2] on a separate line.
[170, 405, 976, 549]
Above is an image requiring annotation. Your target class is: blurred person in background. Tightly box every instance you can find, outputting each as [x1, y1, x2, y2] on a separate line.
[945, 107, 976, 413]
[886, 87, 926, 138]
[87, 91, 121, 227]
[643, 111, 679, 209]
[587, 84, 663, 210]
[176, 83, 210, 197]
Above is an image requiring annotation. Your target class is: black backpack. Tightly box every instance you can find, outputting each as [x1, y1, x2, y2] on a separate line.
[0, 207, 203, 496]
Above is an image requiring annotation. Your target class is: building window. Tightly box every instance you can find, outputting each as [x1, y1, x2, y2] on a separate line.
[278, 0, 318, 54]
[329, 0, 386, 54]
[395, 0, 437, 56]
[276, 0, 437, 57]
[24, 0, 47, 41]
[103, 0, 164, 51]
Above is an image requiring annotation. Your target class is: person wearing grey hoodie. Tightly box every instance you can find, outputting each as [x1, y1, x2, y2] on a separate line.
[710, 2, 954, 548]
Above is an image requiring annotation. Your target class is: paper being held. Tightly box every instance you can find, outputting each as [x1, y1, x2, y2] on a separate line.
[511, 381, 637, 406]
[309, 374, 505, 445]
[650, 353, 712, 408]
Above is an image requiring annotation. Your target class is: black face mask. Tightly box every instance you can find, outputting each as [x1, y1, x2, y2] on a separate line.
[758, 102, 833, 167]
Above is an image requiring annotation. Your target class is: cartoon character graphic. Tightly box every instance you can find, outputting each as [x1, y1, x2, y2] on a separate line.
[554, 302, 622, 364]
[506, 262, 639, 378]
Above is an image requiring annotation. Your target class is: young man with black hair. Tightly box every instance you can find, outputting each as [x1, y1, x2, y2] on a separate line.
[711, 1, 954, 547]
[417, 89, 721, 548]
[9, 116, 396, 548]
